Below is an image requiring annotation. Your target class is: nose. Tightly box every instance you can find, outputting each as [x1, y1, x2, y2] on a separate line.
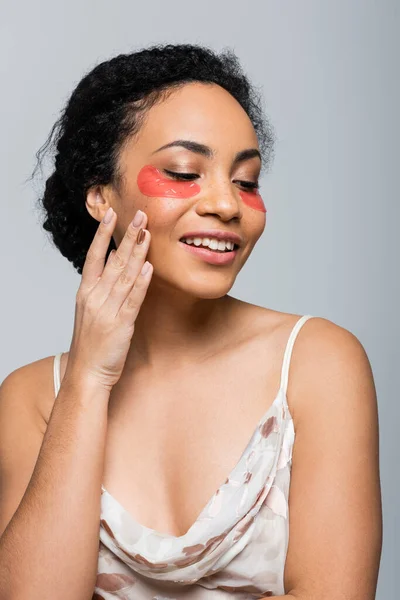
[195, 176, 242, 222]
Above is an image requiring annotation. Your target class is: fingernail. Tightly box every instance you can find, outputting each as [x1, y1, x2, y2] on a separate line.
[141, 261, 151, 275]
[103, 207, 114, 224]
[137, 228, 146, 245]
[132, 210, 144, 227]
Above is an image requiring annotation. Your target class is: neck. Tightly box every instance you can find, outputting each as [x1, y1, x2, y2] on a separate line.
[124, 279, 237, 372]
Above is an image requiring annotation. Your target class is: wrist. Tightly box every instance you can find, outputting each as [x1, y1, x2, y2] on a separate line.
[60, 370, 112, 401]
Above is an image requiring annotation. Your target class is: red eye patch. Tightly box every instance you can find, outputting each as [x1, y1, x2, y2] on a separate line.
[137, 164, 267, 212]
[239, 189, 267, 213]
[137, 165, 201, 198]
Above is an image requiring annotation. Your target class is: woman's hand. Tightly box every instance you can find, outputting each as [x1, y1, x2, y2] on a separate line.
[64, 207, 153, 391]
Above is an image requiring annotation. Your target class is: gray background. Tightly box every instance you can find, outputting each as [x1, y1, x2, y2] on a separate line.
[1, 1, 398, 597]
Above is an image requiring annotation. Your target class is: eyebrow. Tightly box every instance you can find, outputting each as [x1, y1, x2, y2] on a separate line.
[152, 139, 262, 166]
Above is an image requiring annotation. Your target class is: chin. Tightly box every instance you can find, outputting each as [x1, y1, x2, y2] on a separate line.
[188, 282, 234, 300]
[151, 268, 237, 300]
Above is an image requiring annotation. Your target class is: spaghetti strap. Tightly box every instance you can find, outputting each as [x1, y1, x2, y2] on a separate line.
[53, 352, 63, 399]
[279, 315, 315, 397]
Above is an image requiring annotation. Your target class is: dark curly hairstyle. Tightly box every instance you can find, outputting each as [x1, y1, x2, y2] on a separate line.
[31, 43, 275, 275]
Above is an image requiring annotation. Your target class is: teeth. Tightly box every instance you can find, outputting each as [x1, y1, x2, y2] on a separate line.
[181, 237, 236, 252]
[209, 239, 219, 251]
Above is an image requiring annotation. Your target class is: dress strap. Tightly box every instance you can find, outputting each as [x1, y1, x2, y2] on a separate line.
[279, 315, 315, 397]
[53, 352, 63, 399]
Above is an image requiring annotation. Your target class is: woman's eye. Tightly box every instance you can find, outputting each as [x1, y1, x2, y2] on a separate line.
[234, 179, 260, 191]
[163, 169, 199, 181]
[163, 170, 259, 191]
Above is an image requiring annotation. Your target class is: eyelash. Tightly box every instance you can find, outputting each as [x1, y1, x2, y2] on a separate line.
[163, 170, 260, 191]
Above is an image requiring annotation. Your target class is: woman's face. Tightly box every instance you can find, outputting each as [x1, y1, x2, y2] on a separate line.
[106, 82, 266, 299]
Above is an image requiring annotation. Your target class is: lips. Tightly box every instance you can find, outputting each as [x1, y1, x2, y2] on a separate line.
[178, 240, 238, 265]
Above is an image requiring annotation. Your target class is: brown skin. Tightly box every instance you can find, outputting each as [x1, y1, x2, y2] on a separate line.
[86, 81, 266, 370]
[0, 81, 382, 599]
[79, 82, 290, 535]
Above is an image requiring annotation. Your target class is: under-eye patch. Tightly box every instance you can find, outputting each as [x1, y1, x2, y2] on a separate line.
[137, 165, 201, 198]
[239, 189, 266, 213]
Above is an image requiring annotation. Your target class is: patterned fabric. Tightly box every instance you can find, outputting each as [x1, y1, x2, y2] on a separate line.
[53, 314, 314, 599]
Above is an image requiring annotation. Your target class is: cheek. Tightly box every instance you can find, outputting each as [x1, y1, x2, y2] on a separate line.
[137, 165, 201, 199]
[239, 190, 267, 213]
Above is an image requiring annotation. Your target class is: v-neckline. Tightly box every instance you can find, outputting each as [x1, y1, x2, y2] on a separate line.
[100, 386, 288, 541]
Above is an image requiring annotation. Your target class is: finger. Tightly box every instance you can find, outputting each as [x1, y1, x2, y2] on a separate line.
[118, 260, 153, 322]
[95, 210, 148, 292]
[114, 210, 148, 263]
[80, 207, 116, 289]
[104, 229, 151, 316]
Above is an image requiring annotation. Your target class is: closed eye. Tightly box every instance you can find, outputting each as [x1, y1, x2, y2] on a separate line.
[163, 170, 259, 191]
[163, 169, 198, 181]
[233, 179, 260, 191]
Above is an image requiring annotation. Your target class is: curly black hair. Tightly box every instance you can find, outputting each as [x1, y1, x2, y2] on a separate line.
[31, 43, 275, 275]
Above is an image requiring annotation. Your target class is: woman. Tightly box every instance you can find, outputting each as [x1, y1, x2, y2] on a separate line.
[0, 44, 382, 599]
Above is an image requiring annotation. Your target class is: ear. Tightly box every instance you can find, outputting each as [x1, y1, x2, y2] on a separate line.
[85, 186, 111, 222]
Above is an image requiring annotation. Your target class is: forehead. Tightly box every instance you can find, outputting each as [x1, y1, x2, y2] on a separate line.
[130, 82, 259, 156]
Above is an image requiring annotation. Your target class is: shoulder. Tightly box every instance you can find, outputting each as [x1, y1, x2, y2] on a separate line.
[286, 315, 376, 426]
[242, 306, 377, 434]
[0, 354, 59, 432]
[227, 302, 374, 416]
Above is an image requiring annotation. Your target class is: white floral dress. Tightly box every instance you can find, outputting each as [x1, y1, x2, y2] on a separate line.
[53, 314, 315, 599]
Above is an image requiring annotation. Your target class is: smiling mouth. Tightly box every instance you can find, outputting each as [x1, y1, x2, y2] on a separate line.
[179, 239, 239, 253]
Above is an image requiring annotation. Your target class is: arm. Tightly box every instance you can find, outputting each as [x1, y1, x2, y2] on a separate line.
[264, 318, 382, 600]
[0, 362, 110, 600]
